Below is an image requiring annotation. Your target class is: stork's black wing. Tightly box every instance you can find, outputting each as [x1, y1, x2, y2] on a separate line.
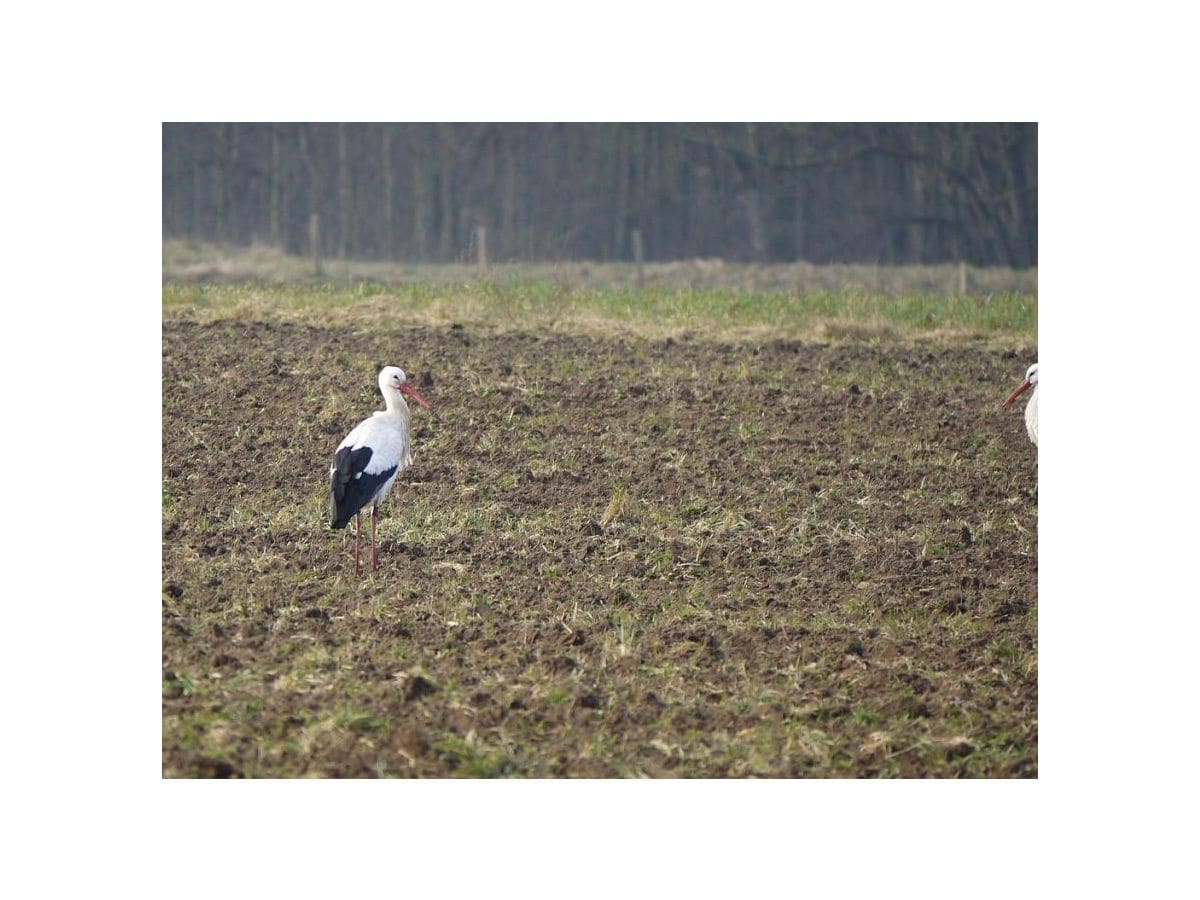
[329, 445, 398, 529]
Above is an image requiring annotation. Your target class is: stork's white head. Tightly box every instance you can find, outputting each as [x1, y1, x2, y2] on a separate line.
[378, 366, 431, 409]
[1003, 362, 1038, 407]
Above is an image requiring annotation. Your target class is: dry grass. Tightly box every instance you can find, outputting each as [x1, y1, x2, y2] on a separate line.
[164, 239, 1037, 296]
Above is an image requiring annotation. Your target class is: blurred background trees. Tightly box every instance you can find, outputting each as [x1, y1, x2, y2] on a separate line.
[162, 123, 1036, 268]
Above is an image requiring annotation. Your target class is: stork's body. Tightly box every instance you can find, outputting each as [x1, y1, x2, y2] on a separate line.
[1004, 362, 1038, 447]
[329, 367, 430, 574]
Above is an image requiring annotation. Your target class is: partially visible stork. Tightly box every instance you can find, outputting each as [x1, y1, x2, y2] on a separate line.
[1003, 362, 1038, 447]
[329, 366, 431, 575]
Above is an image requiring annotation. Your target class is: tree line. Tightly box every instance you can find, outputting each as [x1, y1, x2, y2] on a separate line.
[162, 123, 1036, 268]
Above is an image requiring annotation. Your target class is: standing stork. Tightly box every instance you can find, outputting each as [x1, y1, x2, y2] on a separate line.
[1003, 362, 1038, 447]
[329, 366, 431, 575]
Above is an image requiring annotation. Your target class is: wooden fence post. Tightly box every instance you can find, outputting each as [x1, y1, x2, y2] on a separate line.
[632, 228, 644, 289]
[476, 225, 488, 276]
[309, 213, 323, 276]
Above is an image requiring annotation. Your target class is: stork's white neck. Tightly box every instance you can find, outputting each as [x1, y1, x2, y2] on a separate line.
[381, 386, 411, 418]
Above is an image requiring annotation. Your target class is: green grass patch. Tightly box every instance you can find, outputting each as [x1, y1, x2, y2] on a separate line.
[163, 279, 1035, 344]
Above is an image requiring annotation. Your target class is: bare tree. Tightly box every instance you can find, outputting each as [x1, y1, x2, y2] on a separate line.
[162, 123, 1037, 267]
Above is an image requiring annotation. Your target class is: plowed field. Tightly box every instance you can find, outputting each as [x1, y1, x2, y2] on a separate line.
[163, 319, 1037, 777]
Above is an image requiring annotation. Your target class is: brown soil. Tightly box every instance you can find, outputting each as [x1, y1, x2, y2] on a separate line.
[163, 320, 1037, 777]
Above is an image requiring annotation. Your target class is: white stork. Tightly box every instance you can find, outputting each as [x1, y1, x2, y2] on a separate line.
[1003, 362, 1038, 447]
[329, 366, 431, 575]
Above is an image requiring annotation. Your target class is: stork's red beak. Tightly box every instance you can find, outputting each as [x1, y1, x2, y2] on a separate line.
[1003, 378, 1032, 407]
[398, 381, 432, 408]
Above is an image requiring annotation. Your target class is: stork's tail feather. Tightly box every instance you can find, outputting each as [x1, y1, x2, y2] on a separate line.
[329, 446, 358, 529]
[330, 500, 353, 530]
[330, 496, 351, 530]
[330, 493, 363, 530]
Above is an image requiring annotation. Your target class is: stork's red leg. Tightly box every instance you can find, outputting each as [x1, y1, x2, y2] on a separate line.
[371, 506, 378, 572]
[354, 511, 362, 577]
